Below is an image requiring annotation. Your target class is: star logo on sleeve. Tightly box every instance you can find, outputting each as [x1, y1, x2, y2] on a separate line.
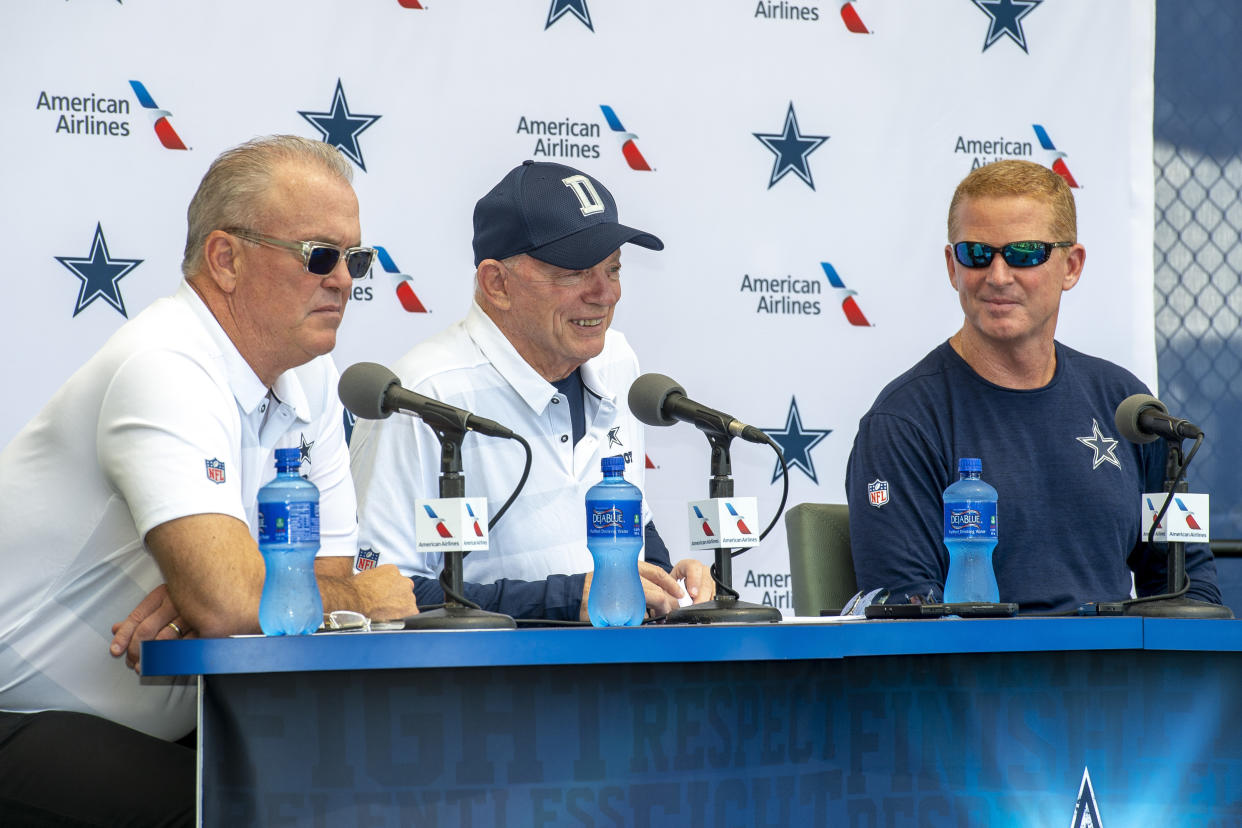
[299, 79, 382, 171]
[299, 433, 315, 465]
[55, 222, 143, 318]
[971, 0, 1042, 53]
[1076, 418, 1121, 470]
[753, 102, 829, 190]
[763, 397, 832, 484]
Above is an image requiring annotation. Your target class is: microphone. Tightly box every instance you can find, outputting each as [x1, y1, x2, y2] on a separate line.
[1114, 393, 1204, 443]
[628, 373, 768, 445]
[338, 362, 515, 439]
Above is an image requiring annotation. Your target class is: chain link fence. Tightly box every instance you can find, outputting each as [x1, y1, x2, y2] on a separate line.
[1154, 0, 1242, 606]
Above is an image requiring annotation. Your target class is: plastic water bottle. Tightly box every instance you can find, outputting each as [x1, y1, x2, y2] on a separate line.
[942, 457, 1000, 603]
[257, 448, 323, 635]
[585, 456, 646, 627]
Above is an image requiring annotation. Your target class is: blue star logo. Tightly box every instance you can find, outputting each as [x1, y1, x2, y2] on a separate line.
[972, 0, 1042, 53]
[763, 397, 832, 484]
[55, 223, 142, 318]
[299, 432, 316, 466]
[753, 102, 829, 190]
[546, 0, 592, 30]
[299, 79, 382, 171]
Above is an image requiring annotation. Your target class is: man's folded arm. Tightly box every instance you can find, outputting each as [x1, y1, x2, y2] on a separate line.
[411, 572, 589, 621]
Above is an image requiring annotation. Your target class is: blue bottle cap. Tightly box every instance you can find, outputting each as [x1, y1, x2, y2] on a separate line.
[275, 448, 301, 465]
[600, 455, 625, 473]
[958, 457, 982, 473]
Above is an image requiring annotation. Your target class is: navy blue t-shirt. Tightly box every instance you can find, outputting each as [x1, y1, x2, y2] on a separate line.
[845, 340, 1221, 613]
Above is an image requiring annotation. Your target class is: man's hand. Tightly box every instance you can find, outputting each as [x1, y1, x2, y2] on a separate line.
[579, 561, 701, 622]
[316, 557, 418, 621]
[109, 584, 193, 674]
[351, 564, 419, 621]
[671, 557, 715, 604]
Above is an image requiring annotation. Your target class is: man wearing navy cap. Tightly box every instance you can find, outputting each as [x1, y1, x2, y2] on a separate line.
[350, 161, 713, 619]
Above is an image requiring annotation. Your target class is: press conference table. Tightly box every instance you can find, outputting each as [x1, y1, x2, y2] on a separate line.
[144, 617, 1242, 827]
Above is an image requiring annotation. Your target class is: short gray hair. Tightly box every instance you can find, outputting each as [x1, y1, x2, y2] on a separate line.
[181, 135, 354, 277]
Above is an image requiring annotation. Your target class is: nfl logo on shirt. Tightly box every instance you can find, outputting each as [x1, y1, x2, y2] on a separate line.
[355, 547, 380, 572]
[205, 458, 226, 484]
[868, 479, 889, 508]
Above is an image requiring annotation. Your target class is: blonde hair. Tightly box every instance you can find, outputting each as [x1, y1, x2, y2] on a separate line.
[947, 159, 1076, 242]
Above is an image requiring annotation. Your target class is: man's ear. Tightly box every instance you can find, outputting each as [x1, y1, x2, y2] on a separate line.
[1061, 244, 1086, 292]
[202, 230, 243, 293]
[476, 259, 512, 310]
[944, 244, 960, 291]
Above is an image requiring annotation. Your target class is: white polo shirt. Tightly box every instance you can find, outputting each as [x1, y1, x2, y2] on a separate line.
[351, 302, 650, 585]
[0, 281, 356, 740]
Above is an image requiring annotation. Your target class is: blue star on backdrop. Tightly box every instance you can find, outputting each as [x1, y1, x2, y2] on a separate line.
[753, 102, 829, 190]
[972, 0, 1041, 53]
[763, 397, 832, 484]
[299, 79, 382, 171]
[546, 0, 592, 30]
[55, 222, 142, 318]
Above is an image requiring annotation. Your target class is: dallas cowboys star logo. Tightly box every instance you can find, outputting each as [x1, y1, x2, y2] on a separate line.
[299, 79, 382, 171]
[55, 222, 142, 318]
[763, 397, 832, 484]
[1076, 418, 1121, 470]
[753, 102, 830, 190]
[972, 0, 1042, 53]
[299, 433, 315, 466]
[546, 0, 592, 30]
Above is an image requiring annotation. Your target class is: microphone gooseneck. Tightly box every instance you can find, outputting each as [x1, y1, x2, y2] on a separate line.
[627, 373, 768, 445]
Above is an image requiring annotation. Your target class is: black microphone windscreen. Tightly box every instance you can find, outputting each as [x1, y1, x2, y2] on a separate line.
[1114, 393, 1167, 444]
[338, 362, 400, 420]
[628, 373, 685, 428]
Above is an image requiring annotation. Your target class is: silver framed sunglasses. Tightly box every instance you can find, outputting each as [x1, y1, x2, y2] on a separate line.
[227, 229, 376, 280]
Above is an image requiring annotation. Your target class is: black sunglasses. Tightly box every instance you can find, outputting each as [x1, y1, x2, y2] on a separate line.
[227, 229, 376, 280]
[953, 240, 1073, 269]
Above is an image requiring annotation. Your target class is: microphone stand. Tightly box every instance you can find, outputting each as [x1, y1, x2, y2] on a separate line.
[666, 432, 781, 624]
[1124, 439, 1232, 619]
[402, 422, 516, 630]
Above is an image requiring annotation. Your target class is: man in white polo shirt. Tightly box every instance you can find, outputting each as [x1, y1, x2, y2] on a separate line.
[0, 135, 417, 825]
[350, 160, 713, 620]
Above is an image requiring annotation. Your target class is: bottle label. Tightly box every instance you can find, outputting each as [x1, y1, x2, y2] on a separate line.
[586, 500, 643, 540]
[258, 501, 320, 545]
[943, 501, 997, 539]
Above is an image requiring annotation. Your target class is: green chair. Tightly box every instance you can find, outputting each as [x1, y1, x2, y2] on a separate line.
[784, 503, 857, 616]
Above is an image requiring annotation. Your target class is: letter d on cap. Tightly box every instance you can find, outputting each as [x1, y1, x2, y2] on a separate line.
[562, 174, 605, 216]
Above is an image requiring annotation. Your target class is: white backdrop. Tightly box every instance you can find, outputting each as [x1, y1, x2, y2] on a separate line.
[2, 0, 1155, 610]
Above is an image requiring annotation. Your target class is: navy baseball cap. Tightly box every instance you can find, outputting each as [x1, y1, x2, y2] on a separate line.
[472, 160, 664, 270]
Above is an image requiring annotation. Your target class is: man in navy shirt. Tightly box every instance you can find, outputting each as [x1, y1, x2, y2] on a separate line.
[845, 160, 1222, 613]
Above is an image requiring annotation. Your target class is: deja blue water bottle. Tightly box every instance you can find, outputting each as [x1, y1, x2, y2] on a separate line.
[942, 457, 1000, 604]
[585, 456, 646, 627]
[257, 448, 323, 635]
